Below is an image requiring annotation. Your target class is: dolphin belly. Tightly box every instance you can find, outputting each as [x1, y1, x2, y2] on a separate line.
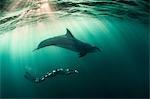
[56, 44, 79, 52]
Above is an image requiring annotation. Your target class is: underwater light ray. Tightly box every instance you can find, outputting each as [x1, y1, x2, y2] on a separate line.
[8, 0, 23, 11]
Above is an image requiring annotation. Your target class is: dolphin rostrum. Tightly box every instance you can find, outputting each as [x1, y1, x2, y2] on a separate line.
[34, 28, 101, 57]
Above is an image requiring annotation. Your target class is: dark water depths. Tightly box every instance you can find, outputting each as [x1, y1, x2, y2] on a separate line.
[0, 0, 149, 98]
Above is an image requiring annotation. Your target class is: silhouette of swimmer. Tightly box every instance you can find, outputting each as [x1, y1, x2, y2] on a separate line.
[24, 68, 79, 83]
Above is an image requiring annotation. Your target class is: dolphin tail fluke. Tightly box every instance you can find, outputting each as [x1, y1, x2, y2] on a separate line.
[79, 52, 87, 57]
[97, 48, 102, 52]
[95, 47, 102, 52]
[98, 48, 102, 52]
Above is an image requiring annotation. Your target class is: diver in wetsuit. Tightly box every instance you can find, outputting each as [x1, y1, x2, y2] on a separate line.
[24, 68, 79, 83]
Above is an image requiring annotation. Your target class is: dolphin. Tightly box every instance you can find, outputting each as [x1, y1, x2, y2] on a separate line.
[34, 28, 101, 57]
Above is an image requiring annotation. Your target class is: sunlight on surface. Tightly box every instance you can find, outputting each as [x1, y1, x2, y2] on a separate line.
[8, 0, 54, 18]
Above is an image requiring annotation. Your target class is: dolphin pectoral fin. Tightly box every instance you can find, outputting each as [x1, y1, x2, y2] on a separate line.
[79, 52, 87, 57]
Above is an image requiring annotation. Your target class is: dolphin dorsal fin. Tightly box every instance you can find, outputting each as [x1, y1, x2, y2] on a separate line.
[65, 28, 75, 39]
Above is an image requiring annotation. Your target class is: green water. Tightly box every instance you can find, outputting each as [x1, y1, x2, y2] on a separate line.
[0, 16, 149, 98]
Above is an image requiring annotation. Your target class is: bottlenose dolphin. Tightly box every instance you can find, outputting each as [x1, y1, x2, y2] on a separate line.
[34, 28, 101, 57]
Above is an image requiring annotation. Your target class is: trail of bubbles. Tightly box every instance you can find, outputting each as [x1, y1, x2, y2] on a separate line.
[24, 68, 79, 83]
